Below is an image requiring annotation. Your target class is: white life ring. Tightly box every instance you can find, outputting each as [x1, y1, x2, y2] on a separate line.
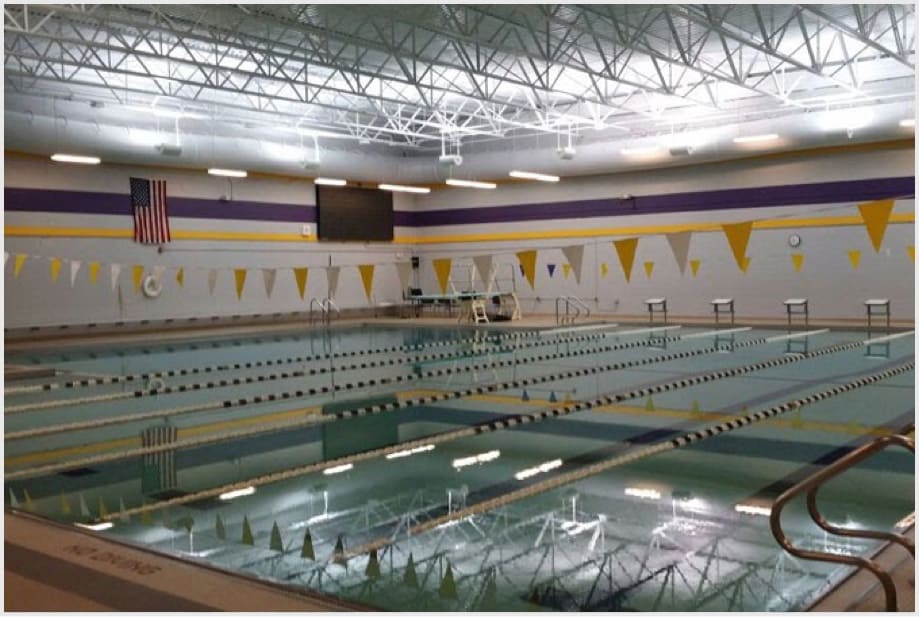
[142, 274, 163, 299]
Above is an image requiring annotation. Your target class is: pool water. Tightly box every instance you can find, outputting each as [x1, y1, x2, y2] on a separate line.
[5, 323, 914, 611]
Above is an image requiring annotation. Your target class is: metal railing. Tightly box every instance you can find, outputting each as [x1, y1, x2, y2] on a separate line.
[770, 432, 915, 611]
[555, 295, 592, 325]
[309, 298, 341, 326]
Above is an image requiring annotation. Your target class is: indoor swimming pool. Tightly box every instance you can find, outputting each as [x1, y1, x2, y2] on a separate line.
[4, 322, 915, 611]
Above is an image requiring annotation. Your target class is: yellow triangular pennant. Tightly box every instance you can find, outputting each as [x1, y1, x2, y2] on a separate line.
[600, 262, 609, 278]
[50, 257, 62, 282]
[432, 258, 452, 294]
[722, 221, 753, 272]
[176, 267, 185, 288]
[643, 261, 654, 279]
[132, 265, 145, 293]
[612, 238, 638, 282]
[562, 263, 572, 278]
[857, 199, 895, 253]
[791, 253, 804, 272]
[516, 250, 538, 289]
[292, 267, 309, 299]
[740, 256, 751, 273]
[88, 261, 101, 285]
[358, 264, 375, 301]
[234, 269, 247, 300]
[689, 259, 701, 277]
[848, 249, 862, 270]
[13, 254, 27, 278]
[908, 246, 915, 263]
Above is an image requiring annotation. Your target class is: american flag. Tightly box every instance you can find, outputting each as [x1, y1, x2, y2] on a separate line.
[130, 177, 171, 244]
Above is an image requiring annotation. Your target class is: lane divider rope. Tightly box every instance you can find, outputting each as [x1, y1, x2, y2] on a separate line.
[3, 331, 708, 440]
[5, 326, 683, 416]
[92, 335, 874, 522]
[343, 360, 915, 559]
[4, 325, 618, 395]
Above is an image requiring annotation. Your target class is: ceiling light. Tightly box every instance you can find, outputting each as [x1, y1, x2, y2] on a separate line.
[75, 521, 114, 531]
[509, 170, 560, 182]
[445, 179, 497, 189]
[314, 178, 347, 186]
[323, 463, 354, 475]
[732, 134, 779, 144]
[900, 118, 915, 128]
[51, 153, 101, 165]
[219, 486, 256, 500]
[208, 168, 247, 178]
[621, 146, 663, 157]
[378, 183, 430, 194]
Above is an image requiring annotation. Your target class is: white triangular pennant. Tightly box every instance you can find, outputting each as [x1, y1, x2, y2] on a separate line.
[262, 268, 277, 298]
[560, 245, 585, 284]
[8, 488, 19, 508]
[396, 261, 413, 292]
[666, 231, 693, 275]
[472, 255, 495, 291]
[79, 493, 91, 517]
[69, 260, 82, 287]
[207, 269, 219, 295]
[110, 264, 122, 292]
[152, 265, 166, 282]
[326, 266, 340, 299]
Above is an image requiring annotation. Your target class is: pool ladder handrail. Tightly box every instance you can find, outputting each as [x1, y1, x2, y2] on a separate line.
[555, 295, 591, 325]
[309, 297, 341, 326]
[769, 431, 915, 611]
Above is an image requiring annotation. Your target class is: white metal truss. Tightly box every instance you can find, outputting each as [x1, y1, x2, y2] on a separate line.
[4, 4, 915, 148]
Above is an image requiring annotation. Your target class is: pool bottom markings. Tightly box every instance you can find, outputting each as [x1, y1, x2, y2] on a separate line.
[7, 333, 756, 477]
[3, 329, 713, 440]
[89, 335, 876, 522]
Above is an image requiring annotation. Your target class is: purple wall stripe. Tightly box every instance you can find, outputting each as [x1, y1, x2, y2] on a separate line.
[4, 188, 316, 223]
[5, 176, 914, 228]
[401, 176, 915, 227]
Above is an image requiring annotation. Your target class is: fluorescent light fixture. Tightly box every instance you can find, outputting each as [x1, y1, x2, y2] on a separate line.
[219, 486, 256, 501]
[50, 153, 101, 165]
[208, 168, 247, 178]
[75, 521, 114, 531]
[314, 177, 347, 186]
[621, 146, 663, 157]
[900, 118, 915, 128]
[378, 183, 430, 194]
[624, 487, 662, 500]
[514, 458, 562, 480]
[452, 449, 501, 469]
[732, 134, 779, 144]
[735, 503, 772, 516]
[323, 463, 354, 475]
[445, 178, 497, 189]
[508, 170, 560, 182]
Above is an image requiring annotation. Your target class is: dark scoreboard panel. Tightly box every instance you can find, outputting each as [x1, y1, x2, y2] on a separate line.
[316, 184, 394, 241]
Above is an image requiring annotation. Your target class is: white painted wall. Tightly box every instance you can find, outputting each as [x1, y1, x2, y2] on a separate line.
[412, 148, 916, 322]
[4, 156, 416, 327]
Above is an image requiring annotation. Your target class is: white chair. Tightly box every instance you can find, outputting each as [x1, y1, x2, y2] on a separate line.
[864, 299, 890, 330]
[711, 298, 734, 325]
[645, 298, 667, 324]
[783, 298, 809, 327]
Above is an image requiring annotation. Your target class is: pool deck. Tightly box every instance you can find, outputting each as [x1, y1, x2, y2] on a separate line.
[4, 511, 369, 611]
[5, 312, 913, 355]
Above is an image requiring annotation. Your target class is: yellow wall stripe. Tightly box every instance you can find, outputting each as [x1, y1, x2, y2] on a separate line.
[5, 212, 914, 245]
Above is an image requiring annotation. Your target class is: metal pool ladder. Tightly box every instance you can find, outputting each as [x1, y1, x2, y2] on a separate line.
[555, 295, 591, 325]
[769, 432, 915, 611]
[309, 297, 340, 326]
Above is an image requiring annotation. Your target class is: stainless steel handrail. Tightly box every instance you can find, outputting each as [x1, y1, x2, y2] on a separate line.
[770, 432, 915, 611]
[555, 296, 591, 325]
